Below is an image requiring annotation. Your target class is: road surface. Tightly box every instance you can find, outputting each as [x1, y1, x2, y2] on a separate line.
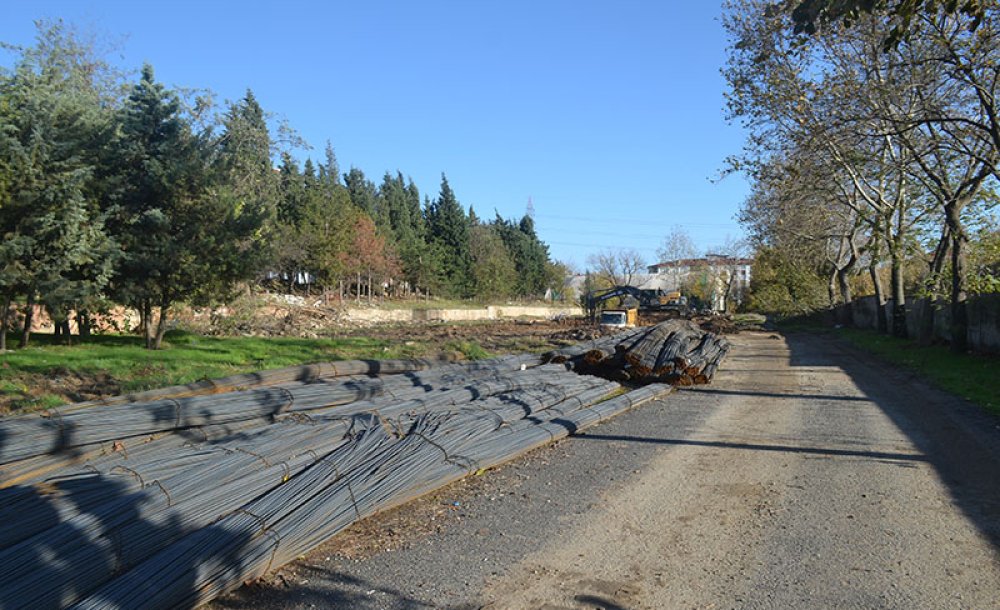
[215, 331, 1000, 609]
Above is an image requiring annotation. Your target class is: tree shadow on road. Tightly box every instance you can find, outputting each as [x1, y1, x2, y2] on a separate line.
[783, 332, 1000, 551]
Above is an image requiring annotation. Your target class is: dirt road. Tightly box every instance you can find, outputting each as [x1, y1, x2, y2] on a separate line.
[216, 331, 1000, 609]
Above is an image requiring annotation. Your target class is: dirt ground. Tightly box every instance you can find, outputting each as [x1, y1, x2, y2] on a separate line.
[214, 331, 1000, 610]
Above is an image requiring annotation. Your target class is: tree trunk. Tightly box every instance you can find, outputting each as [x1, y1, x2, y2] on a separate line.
[870, 263, 888, 334]
[918, 227, 950, 346]
[837, 269, 852, 305]
[0, 293, 10, 351]
[947, 204, 968, 352]
[153, 300, 171, 350]
[143, 299, 155, 350]
[79, 311, 91, 338]
[356, 272, 361, 305]
[19, 292, 35, 348]
[890, 254, 907, 338]
[367, 271, 373, 305]
[827, 267, 838, 307]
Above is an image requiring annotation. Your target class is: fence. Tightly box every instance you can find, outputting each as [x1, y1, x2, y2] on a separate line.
[833, 293, 1000, 353]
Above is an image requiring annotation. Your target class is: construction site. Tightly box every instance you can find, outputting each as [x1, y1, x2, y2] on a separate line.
[0, 308, 742, 609]
[1, 299, 999, 610]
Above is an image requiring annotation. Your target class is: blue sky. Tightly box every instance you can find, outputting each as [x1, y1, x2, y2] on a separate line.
[1, 1, 749, 269]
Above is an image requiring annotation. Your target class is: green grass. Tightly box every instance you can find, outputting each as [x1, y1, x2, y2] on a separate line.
[835, 327, 1000, 415]
[443, 339, 491, 361]
[0, 330, 433, 412]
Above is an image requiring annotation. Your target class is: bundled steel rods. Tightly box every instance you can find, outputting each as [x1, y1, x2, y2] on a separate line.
[0, 348, 682, 610]
[544, 321, 731, 385]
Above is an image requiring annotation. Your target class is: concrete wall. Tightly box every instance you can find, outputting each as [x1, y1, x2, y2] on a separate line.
[838, 294, 999, 353]
[344, 305, 584, 324]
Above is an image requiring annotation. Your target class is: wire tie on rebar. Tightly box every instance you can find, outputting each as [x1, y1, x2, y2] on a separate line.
[151, 479, 173, 506]
[345, 477, 362, 521]
[278, 460, 291, 483]
[111, 465, 145, 487]
[165, 398, 184, 429]
[235, 447, 271, 468]
[232, 508, 269, 534]
[261, 526, 283, 574]
[408, 431, 460, 466]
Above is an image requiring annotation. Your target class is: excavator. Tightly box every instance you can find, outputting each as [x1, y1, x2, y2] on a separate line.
[585, 286, 690, 325]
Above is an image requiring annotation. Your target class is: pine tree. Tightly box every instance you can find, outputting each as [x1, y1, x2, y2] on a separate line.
[469, 224, 517, 300]
[0, 20, 118, 347]
[109, 64, 221, 349]
[320, 140, 340, 186]
[425, 174, 472, 297]
[209, 89, 278, 298]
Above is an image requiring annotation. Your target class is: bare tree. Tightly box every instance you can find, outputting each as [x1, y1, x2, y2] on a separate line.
[586, 248, 646, 288]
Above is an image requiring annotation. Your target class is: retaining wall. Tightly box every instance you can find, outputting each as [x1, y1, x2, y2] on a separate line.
[344, 305, 584, 324]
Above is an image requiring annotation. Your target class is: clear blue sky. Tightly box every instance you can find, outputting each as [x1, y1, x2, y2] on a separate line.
[1, 0, 749, 270]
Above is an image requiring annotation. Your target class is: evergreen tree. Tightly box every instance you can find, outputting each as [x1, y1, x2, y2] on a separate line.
[209, 89, 278, 297]
[0, 20, 118, 347]
[276, 152, 306, 225]
[491, 213, 552, 298]
[516, 214, 550, 295]
[109, 64, 234, 349]
[298, 182, 357, 291]
[425, 174, 473, 297]
[469, 224, 517, 300]
[344, 167, 385, 230]
[320, 140, 340, 186]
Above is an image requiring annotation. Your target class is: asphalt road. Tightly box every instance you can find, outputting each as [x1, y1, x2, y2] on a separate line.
[214, 331, 1000, 610]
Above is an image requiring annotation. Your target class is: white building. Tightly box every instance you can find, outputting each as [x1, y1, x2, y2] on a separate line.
[646, 254, 753, 312]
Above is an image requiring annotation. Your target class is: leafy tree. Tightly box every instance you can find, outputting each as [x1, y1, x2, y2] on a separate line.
[746, 245, 830, 316]
[790, 0, 987, 47]
[339, 213, 400, 303]
[377, 172, 428, 295]
[543, 259, 574, 301]
[725, 0, 998, 347]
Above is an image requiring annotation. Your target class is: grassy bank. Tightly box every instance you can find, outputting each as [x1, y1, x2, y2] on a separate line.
[835, 327, 1000, 416]
[0, 331, 434, 414]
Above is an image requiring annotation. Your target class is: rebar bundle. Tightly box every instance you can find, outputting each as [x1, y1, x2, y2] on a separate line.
[0, 351, 676, 610]
[545, 321, 731, 385]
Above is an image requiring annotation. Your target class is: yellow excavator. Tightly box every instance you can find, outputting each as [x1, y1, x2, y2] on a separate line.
[586, 286, 690, 325]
